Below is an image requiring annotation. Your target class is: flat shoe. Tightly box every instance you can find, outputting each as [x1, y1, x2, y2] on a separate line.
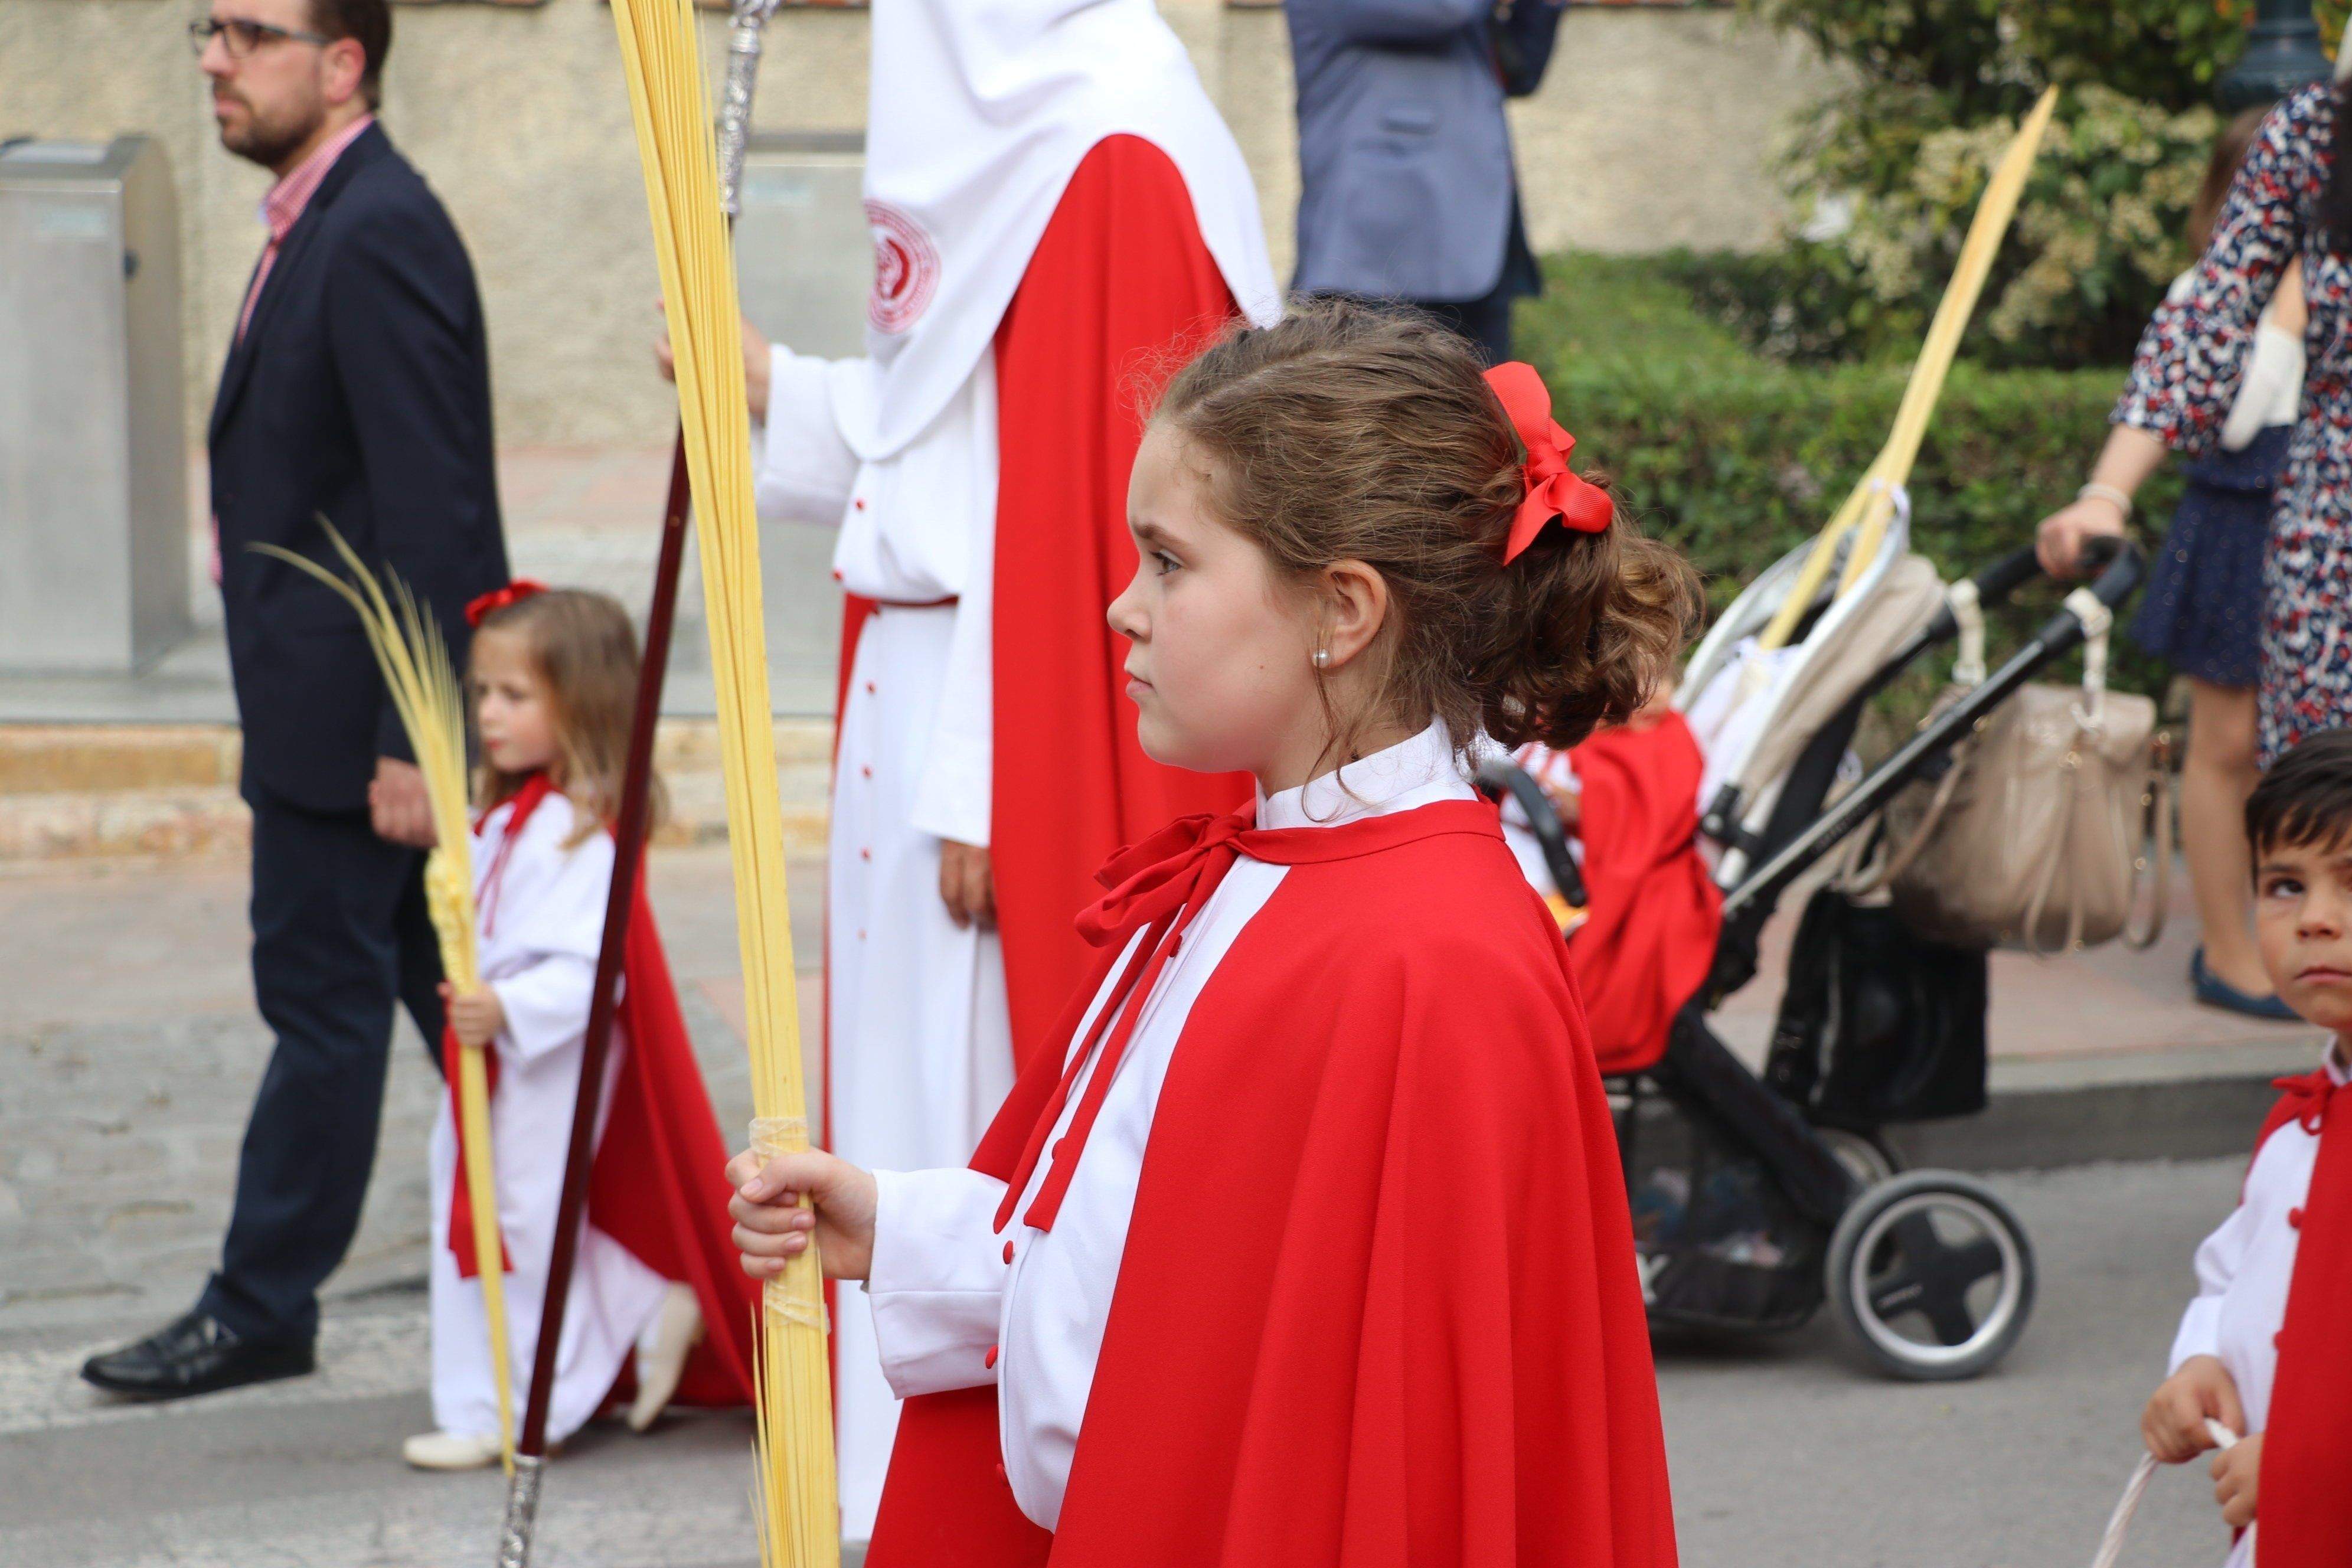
[628, 1283, 704, 1432]
[2190, 946, 2299, 1022]
[402, 1430, 503, 1471]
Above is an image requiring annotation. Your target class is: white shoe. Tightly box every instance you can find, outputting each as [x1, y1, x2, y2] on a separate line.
[628, 1283, 704, 1432]
[401, 1430, 503, 1471]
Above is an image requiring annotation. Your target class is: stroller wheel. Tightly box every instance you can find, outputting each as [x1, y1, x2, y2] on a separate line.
[1825, 1171, 2034, 1381]
[1817, 1126, 1902, 1187]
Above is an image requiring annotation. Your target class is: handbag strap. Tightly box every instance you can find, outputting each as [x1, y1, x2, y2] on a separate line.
[2089, 1420, 2240, 1568]
[2123, 749, 2173, 952]
[1948, 578, 1987, 687]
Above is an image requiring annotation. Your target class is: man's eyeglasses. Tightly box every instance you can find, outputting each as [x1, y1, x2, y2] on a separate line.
[187, 16, 332, 60]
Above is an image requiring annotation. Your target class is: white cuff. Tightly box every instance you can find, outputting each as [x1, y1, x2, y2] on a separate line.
[865, 1167, 1010, 1399]
[909, 725, 992, 847]
[754, 345, 861, 525]
[2169, 1296, 2224, 1374]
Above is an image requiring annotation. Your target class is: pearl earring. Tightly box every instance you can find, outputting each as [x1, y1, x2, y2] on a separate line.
[1312, 648, 1331, 669]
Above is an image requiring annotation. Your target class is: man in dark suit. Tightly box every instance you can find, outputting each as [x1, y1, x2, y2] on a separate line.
[83, 0, 508, 1399]
[1285, 0, 1566, 363]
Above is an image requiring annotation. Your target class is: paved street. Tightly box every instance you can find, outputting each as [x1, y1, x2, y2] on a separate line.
[0, 849, 2271, 1566]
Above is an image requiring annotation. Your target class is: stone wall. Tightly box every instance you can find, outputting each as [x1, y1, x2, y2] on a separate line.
[0, 0, 1838, 447]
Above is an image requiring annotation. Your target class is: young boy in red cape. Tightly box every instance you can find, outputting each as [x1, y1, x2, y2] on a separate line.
[729, 310, 1681, 1564]
[2139, 727, 2352, 1565]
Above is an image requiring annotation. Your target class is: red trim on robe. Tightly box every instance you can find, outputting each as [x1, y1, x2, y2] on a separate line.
[988, 134, 1251, 1069]
[864, 802, 1678, 1567]
[2246, 1070, 2352, 1566]
[445, 778, 757, 1406]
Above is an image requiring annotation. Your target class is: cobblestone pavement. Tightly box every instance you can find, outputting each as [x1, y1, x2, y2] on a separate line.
[0, 850, 2262, 1566]
[0, 846, 814, 1341]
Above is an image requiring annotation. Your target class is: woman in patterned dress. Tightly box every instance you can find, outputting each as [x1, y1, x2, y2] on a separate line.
[2038, 80, 2352, 1014]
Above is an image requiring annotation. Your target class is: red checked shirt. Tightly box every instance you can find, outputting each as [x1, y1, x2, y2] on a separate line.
[234, 112, 374, 344]
[213, 113, 376, 584]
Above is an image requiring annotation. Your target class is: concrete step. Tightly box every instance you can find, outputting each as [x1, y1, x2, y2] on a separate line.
[0, 719, 834, 865]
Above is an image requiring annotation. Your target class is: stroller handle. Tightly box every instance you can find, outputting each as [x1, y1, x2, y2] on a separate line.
[1964, 535, 2143, 614]
[2028, 535, 2145, 654]
[1473, 759, 1590, 910]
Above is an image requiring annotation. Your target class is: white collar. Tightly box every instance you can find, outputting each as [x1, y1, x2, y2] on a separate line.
[1255, 720, 1470, 831]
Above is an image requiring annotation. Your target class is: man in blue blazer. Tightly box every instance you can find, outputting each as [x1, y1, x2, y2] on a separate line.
[1285, 0, 1565, 362]
[84, 0, 508, 1400]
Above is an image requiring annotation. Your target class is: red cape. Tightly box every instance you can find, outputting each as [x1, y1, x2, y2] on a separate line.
[989, 133, 1252, 1067]
[2246, 1070, 2352, 1566]
[446, 780, 758, 1409]
[829, 136, 1250, 1077]
[1567, 714, 1723, 1074]
[865, 801, 1678, 1567]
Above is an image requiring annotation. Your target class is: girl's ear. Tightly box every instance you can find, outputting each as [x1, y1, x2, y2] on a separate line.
[1318, 559, 1389, 671]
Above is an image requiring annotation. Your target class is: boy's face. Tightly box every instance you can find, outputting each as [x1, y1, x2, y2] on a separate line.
[2255, 830, 2352, 1037]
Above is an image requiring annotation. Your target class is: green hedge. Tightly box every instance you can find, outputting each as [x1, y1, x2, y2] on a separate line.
[1518, 252, 2180, 695]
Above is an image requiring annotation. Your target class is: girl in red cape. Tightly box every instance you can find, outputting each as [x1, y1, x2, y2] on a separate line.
[409, 587, 756, 1470]
[730, 303, 1688, 1563]
[2139, 727, 2352, 1566]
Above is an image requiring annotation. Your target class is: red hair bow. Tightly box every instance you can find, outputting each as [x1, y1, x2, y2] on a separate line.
[1484, 361, 1613, 564]
[464, 579, 547, 628]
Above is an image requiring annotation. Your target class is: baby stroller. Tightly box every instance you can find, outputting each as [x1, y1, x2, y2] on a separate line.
[1484, 507, 2147, 1381]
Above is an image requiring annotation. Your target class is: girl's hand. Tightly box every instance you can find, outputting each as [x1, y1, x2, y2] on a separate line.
[2035, 496, 2129, 579]
[2211, 1430, 2262, 1530]
[726, 1147, 878, 1282]
[441, 984, 505, 1050]
[2142, 1355, 2246, 1464]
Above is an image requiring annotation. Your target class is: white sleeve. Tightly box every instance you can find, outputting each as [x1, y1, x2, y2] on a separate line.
[2220, 321, 2304, 450]
[491, 955, 597, 1065]
[486, 816, 611, 1064]
[2168, 1199, 2254, 1371]
[754, 345, 864, 526]
[864, 1167, 1011, 1398]
[906, 364, 997, 848]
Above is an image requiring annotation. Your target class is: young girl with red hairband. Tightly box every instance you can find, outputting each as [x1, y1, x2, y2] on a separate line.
[407, 584, 758, 1470]
[727, 300, 1694, 1565]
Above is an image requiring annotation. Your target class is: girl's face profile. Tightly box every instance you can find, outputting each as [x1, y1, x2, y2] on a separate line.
[470, 628, 561, 779]
[1107, 422, 1322, 782]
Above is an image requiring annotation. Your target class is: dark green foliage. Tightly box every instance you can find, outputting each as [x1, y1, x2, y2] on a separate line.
[1520, 254, 2178, 696]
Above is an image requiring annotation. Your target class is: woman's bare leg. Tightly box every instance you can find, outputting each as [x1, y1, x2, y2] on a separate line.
[2180, 677, 2269, 997]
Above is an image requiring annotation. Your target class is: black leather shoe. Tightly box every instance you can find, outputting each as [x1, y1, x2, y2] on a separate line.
[80, 1309, 315, 1399]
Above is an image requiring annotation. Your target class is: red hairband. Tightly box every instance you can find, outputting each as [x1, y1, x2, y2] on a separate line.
[465, 579, 548, 628]
[1483, 361, 1613, 564]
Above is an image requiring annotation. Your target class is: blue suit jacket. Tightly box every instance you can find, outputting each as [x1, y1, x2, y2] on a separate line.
[1284, 0, 1562, 303]
[208, 123, 509, 815]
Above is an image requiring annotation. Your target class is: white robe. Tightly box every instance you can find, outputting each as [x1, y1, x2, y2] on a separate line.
[758, 351, 1017, 1535]
[862, 723, 1472, 1530]
[428, 791, 669, 1444]
[2165, 1046, 2350, 1568]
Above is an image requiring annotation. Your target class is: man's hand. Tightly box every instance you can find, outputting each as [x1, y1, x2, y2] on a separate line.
[726, 1146, 878, 1282]
[654, 302, 772, 424]
[369, 757, 435, 848]
[2143, 1355, 2246, 1464]
[440, 983, 505, 1050]
[940, 840, 997, 930]
[2212, 1430, 2263, 1530]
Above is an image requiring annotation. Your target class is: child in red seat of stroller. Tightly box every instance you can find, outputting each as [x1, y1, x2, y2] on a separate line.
[1487, 700, 1722, 1079]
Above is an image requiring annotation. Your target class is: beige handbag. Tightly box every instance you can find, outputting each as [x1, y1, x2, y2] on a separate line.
[1867, 586, 2171, 955]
